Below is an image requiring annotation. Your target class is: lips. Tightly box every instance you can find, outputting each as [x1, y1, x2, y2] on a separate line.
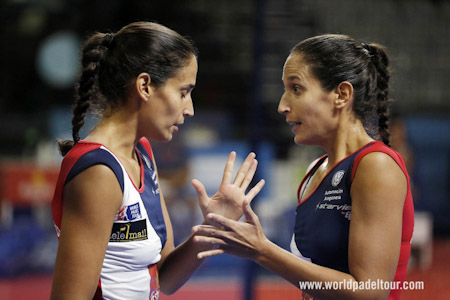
[287, 121, 301, 126]
[173, 120, 186, 131]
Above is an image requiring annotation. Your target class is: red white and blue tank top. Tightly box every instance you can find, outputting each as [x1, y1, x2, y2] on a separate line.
[290, 141, 414, 300]
[52, 137, 166, 300]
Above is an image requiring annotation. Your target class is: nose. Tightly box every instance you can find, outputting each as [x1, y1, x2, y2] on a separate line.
[183, 97, 194, 118]
[278, 93, 290, 115]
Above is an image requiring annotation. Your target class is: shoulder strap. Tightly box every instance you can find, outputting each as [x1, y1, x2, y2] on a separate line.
[66, 148, 125, 192]
[351, 141, 406, 180]
[138, 137, 153, 160]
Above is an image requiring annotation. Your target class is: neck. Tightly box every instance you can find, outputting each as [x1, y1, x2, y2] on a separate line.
[85, 107, 140, 160]
[322, 117, 374, 169]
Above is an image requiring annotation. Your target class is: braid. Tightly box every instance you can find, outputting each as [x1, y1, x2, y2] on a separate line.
[367, 44, 391, 146]
[57, 33, 111, 156]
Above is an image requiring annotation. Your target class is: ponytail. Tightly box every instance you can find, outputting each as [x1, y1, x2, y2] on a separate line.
[366, 43, 391, 146]
[57, 33, 111, 156]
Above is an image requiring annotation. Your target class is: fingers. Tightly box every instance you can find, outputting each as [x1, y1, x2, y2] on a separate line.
[220, 151, 237, 186]
[245, 179, 266, 202]
[201, 213, 236, 231]
[192, 225, 228, 259]
[192, 225, 226, 238]
[240, 159, 258, 192]
[242, 199, 260, 225]
[233, 152, 256, 188]
[191, 179, 209, 209]
[197, 249, 225, 259]
[193, 235, 227, 246]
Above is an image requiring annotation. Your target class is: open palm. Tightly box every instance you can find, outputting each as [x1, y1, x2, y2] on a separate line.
[191, 152, 265, 222]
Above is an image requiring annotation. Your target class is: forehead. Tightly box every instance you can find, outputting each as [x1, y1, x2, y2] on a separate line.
[173, 55, 198, 82]
[282, 53, 310, 81]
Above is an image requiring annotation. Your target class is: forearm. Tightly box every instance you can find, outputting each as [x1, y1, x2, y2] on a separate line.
[256, 240, 389, 300]
[158, 231, 213, 295]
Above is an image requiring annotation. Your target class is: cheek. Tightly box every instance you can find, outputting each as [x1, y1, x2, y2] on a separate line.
[168, 103, 183, 121]
[165, 96, 182, 114]
[154, 100, 178, 122]
[306, 94, 334, 117]
[297, 98, 320, 120]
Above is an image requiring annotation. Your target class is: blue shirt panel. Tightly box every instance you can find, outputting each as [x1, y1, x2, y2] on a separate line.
[136, 142, 167, 249]
[294, 142, 374, 273]
[65, 148, 125, 192]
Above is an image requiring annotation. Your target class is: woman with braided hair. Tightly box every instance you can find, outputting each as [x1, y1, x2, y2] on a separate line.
[50, 21, 265, 299]
[192, 34, 414, 300]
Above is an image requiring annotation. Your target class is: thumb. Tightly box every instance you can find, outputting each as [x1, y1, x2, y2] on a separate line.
[191, 179, 209, 208]
[242, 198, 258, 225]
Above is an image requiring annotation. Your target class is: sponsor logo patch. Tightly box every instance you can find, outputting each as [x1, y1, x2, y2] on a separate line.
[110, 219, 148, 242]
[117, 203, 142, 221]
[331, 170, 345, 187]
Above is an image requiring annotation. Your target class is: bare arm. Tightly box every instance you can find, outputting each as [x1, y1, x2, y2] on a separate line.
[157, 197, 214, 295]
[50, 165, 122, 300]
[193, 152, 407, 300]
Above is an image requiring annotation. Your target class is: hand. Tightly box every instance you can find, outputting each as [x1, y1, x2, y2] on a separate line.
[191, 151, 265, 222]
[192, 199, 269, 260]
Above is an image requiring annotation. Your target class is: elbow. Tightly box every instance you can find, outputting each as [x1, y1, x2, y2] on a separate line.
[353, 289, 390, 300]
[159, 283, 181, 296]
[371, 290, 390, 300]
[158, 274, 184, 296]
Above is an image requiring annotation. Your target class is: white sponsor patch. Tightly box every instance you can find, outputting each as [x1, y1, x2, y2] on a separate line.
[331, 170, 345, 187]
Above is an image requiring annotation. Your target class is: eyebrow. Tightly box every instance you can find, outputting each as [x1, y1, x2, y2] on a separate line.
[181, 84, 195, 91]
[287, 75, 302, 81]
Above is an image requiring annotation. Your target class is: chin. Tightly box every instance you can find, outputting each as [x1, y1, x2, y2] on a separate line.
[294, 136, 311, 146]
[158, 135, 173, 143]
[146, 132, 173, 143]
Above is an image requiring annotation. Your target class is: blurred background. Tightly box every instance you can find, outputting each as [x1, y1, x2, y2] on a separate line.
[0, 0, 449, 299]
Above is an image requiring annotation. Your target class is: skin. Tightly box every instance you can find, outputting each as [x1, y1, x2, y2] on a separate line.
[50, 55, 265, 299]
[192, 53, 407, 300]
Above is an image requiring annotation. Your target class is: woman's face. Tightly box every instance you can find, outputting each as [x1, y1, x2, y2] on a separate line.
[141, 55, 197, 142]
[279, 53, 338, 146]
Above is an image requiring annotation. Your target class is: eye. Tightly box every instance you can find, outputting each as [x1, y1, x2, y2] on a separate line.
[180, 85, 194, 99]
[293, 85, 302, 94]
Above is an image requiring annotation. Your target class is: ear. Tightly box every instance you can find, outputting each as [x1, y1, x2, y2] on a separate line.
[334, 81, 353, 109]
[135, 73, 152, 102]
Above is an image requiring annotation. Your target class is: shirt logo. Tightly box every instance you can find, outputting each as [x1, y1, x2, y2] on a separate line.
[331, 170, 345, 187]
[117, 203, 142, 221]
[54, 224, 61, 238]
[142, 154, 152, 170]
[110, 219, 148, 242]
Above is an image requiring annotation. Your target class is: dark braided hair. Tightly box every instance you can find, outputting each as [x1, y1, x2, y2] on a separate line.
[291, 34, 392, 146]
[367, 44, 391, 146]
[58, 22, 198, 156]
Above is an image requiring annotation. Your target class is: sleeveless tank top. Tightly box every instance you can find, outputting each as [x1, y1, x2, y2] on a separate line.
[52, 137, 166, 300]
[290, 141, 414, 300]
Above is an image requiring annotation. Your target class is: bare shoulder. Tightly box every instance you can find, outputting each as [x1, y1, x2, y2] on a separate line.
[351, 151, 407, 207]
[355, 151, 406, 180]
[63, 164, 122, 215]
